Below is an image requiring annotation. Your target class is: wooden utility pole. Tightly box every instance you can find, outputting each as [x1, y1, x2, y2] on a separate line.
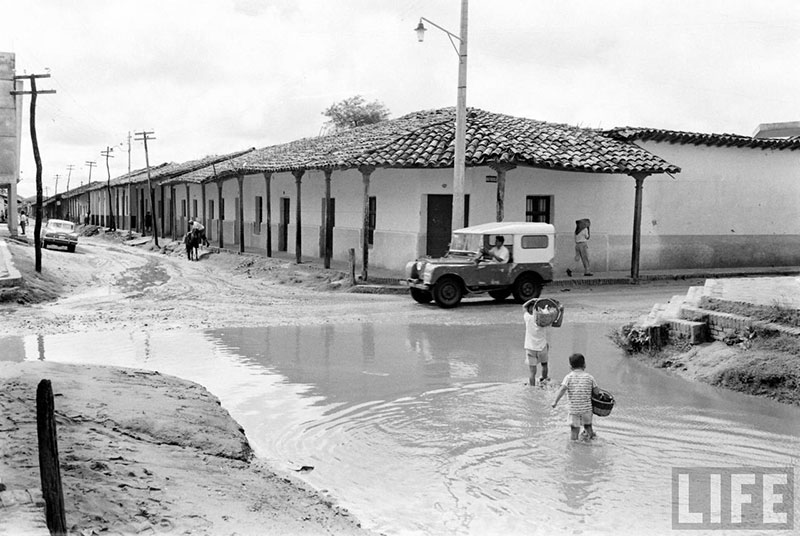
[11, 73, 56, 273]
[126, 131, 132, 174]
[53, 174, 60, 195]
[101, 146, 116, 230]
[65, 165, 74, 220]
[134, 130, 159, 247]
[85, 160, 96, 183]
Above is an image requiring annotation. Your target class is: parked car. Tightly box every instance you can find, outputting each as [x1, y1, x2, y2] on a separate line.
[42, 219, 78, 252]
[405, 222, 555, 308]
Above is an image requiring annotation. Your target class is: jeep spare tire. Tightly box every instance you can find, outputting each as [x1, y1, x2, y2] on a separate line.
[433, 277, 463, 308]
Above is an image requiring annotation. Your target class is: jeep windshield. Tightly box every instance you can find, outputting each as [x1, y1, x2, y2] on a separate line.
[448, 233, 483, 256]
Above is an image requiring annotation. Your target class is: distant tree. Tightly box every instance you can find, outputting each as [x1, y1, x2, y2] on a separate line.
[322, 95, 390, 131]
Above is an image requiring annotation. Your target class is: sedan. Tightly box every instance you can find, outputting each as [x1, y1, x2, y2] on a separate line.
[43, 219, 79, 252]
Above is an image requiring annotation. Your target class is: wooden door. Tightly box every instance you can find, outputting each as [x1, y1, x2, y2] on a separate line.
[426, 194, 452, 257]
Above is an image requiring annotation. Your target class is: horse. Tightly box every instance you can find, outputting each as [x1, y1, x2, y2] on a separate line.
[185, 229, 201, 261]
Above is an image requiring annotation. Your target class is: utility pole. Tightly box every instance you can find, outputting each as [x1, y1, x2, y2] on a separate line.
[11, 73, 56, 273]
[65, 164, 74, 220]
[127, 131, 131, 174]
[134, 130, 159, 247]
[53, 174, 60, 195]
[101, 146, 116, 231]
[85, 160, 96, 183]
[65, 164, 74, 191]
[85, 161, 96, 224]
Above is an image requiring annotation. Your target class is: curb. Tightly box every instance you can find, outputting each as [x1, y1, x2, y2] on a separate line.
[0, 240, 23, 288]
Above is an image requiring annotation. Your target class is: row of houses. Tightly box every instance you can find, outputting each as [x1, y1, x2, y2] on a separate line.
[35, 106, 800, 277]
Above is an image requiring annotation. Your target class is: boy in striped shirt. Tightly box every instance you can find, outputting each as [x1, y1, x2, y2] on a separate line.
[552, 353, 600, 440]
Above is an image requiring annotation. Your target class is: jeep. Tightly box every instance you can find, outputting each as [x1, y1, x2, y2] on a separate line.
[405, 222, 555, 308]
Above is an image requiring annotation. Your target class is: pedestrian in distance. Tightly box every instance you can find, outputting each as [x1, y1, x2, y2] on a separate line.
[522, 298, 550, 386]
[566, 218, 592, 277]
[552, 353, 600, 440]
[18, 211, 28, 235]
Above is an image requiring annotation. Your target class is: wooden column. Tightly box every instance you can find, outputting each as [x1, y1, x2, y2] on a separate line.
[489, 162, 516, 222]
[170, 186, 176, 240]
[201, 180, 207, 232]
[159, 184, 165, 238]
[263, 172, 272, 257]
[359, 166, 375, 281]
[185, 183, 191, 234]
[237, 173, 245, 253]
[217, 181, 224, 249]
[126, 184, 132, 230]
[323, 169, 333, 269]
[630, 172, 650, 282]
[292, 169, 305, 263]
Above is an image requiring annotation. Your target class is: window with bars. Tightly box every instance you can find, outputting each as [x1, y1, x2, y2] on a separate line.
[525, 195, 552, 223]
[368, 196, 376, 245]
[192, 199, 198, 218]
[181, 199, 187, 217]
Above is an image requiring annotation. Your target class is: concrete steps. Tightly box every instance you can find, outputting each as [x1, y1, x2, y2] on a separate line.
[635, 282, 800, 346]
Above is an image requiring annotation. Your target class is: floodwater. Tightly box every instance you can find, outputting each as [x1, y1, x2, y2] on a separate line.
[3, 322, 799, 536]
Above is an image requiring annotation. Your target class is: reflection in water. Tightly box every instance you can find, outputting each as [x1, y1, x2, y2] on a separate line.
[7, 323, 800, 536]
[37, 333, 45, 361]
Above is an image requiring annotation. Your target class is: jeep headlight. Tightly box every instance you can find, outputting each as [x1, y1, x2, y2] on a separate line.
[423, 264, 435, 283]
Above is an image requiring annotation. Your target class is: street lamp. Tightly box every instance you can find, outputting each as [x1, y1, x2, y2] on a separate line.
[416, 0, 469, 233]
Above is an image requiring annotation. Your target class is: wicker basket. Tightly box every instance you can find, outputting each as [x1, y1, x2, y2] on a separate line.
[530, 298, 564, 327]
[591, 389, 615, 417]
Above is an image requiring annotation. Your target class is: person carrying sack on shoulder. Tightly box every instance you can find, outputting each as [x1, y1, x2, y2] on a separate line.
[566, 218, 592, 277]
[18, 211, 28, 235]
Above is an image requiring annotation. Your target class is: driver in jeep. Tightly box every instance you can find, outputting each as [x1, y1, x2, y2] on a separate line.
[481, 235, 510, 263]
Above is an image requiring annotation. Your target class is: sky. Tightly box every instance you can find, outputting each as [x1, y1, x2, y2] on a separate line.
[3, 0, 799, 198]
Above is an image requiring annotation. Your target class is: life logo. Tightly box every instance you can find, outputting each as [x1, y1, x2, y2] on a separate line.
[672, 467, 794, 530]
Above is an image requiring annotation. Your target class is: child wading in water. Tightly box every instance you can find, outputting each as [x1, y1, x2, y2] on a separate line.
[522, 298, 550, 386]
[552, 353, 600, 440]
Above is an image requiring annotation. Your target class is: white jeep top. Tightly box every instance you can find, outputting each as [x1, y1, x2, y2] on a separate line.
[450, 221, 555, 265]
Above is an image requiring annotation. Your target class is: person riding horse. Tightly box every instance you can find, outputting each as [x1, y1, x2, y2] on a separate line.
[184, 228, 200, 261]
[190, 218, 209, 247]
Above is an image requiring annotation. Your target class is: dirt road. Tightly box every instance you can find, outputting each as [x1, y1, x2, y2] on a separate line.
[2, 233, 698, 338]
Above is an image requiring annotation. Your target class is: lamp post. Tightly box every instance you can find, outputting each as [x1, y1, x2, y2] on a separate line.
[416, 0, 468, 233]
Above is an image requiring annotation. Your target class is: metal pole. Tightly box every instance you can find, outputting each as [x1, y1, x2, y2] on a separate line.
[451, 0, 469, 233]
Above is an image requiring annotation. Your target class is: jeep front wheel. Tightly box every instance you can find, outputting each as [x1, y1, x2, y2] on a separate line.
[410, 288, 433, 304]
[512, 274, 542, 303]
[433, 277, 463, 308]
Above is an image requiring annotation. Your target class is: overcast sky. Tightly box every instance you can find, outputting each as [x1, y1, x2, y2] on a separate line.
[3, 0, 799, 198]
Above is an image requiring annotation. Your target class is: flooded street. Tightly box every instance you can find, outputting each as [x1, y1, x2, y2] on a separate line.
[4, 321, 799, 535]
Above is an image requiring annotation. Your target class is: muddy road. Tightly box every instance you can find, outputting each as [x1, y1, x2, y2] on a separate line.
[1, 233, 701, 338]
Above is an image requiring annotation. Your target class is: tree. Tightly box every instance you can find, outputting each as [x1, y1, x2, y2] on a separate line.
[322, 95, 390, 131]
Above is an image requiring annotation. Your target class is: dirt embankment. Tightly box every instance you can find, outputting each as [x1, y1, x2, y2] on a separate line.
[615, 325, 800, 407]
[0, 361, 373, 536]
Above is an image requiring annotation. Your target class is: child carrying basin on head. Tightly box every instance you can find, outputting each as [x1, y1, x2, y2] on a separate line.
[552, 353, 600, 440]
[522, 298, 550, 386]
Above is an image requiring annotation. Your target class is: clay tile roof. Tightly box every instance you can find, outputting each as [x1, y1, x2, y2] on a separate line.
[228, 107, 678, 176]
[606, 126, 800, 150]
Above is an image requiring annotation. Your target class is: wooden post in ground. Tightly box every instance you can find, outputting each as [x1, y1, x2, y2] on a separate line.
[348, 248, 356, 286]
[36, 379, 67, 536]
